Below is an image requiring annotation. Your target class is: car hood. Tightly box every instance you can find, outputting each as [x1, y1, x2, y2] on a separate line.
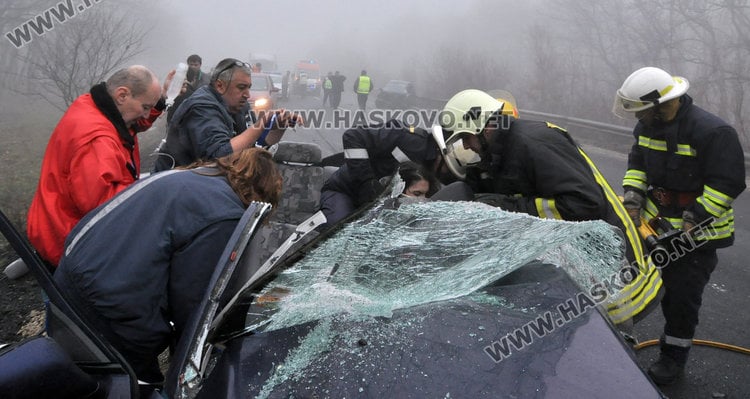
[178, 184, 661, 398]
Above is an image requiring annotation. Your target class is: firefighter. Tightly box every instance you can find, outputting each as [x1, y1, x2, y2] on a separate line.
[436, 89, 663, 331]
[613, 67, 746, 385]
[319, 119, 450, 228]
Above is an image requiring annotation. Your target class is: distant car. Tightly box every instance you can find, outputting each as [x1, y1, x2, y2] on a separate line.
[375, 79, 417, 109]
[267, 72, 283, 91]
[250, 72, 280, 112]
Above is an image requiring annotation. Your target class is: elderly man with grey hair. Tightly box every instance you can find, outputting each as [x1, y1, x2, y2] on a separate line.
[27, 65, 169, 266]
[153, 58, 303, 172]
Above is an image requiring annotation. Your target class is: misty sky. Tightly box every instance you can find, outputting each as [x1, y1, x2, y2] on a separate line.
[133, 0, 535, 84]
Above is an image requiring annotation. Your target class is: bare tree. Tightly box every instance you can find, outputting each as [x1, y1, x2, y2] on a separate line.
[528, 0, 750, 146]
[5, 5, 149, 111]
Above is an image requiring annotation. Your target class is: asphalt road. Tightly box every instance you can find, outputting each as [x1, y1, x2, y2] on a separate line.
[138, 92, 750, 398]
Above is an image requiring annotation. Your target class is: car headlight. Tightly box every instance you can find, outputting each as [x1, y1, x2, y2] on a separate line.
[254, 98, 269, 108]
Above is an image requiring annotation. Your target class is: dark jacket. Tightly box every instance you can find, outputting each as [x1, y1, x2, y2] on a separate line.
[474, 118, 608, 221]
[153, 85, 245, 172]
[322, 119, 438, 204]
[54, 168, 245, 376]
[623, 94, 746, 248]
[471, 118, 663, 323]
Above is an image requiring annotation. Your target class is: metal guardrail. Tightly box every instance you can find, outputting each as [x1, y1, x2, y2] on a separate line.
[519, 109, 632, 138]
[520, 109, 750, 166]
[420, 96, 750, 165]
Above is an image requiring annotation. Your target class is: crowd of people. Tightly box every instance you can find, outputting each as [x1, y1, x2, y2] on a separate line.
[23, 54, 745, 394]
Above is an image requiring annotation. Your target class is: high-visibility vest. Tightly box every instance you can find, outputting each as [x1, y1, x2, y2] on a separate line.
[356, 76, 371, 94]
[324, 78, 332, 90]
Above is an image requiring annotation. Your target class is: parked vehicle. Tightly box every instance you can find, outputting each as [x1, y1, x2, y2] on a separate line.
[375, 79, 417, 109]
[267, 72, 283, 91]
[292, 60, 322, 97]
[0, 142, 663, 398]
[249, 72, 280, 111]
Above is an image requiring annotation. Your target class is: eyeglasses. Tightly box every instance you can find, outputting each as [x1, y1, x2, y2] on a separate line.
[212, 59, 251, 82]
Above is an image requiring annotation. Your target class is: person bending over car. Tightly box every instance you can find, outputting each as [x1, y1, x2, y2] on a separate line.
[319, 119, 452, 228]
[434, 89, 663, 330]
[54, 148, 282, 390]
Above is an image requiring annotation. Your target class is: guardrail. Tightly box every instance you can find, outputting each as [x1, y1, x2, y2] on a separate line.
[419, 96, 749, 165]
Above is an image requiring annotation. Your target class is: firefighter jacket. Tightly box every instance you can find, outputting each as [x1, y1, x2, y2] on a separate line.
[321, 119, 438, 205]
[55, 168, 245, 371]
[475, 119, 608, 220]
[472, 119, 662, 324]
[27, 84, 163, 265]
[623, 95, 746, 249]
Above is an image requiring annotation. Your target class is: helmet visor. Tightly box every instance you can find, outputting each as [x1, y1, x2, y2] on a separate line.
[612, 90, 656, 119]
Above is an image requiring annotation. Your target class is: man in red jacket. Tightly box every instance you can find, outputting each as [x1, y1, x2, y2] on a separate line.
[27, 65, 166, 266]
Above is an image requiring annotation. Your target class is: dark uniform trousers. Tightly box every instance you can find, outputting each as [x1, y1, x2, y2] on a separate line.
[659, 247, 718, 361]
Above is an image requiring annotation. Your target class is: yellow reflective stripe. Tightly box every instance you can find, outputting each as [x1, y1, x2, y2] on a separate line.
[545, 122, 567, 132]
[644, 198, 659, 219]
[675, 144, 696, 156]
[637, 136, 696, 156]
[703, 185, 734, 209]
[606, 263, 663, 323]
[580, 146, 661, 323]
[579, 149, 647, 270]
[697, 196, 725, 218]
[623, 169, 648, 192]
[535, 198, 562, 219]
[662, 212, 734, 240]
[638, 136, 668, 151]
[659, 84, 674, 97]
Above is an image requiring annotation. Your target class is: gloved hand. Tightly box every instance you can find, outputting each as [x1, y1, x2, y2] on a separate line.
[622, 190, 645, 227]
[357, 179, 385, 205]
[682, 210, 696, 233]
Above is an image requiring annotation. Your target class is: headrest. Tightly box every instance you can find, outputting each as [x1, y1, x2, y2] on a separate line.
[273, 141, 322, 164]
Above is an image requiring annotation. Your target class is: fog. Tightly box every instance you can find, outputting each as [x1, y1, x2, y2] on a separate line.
[134, 0, 536, 97]
[2, 0, 749, 141]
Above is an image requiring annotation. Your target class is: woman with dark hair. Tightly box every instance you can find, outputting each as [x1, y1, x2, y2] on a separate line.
[54, 147, 282, 388]
[398, 161, 440, 199]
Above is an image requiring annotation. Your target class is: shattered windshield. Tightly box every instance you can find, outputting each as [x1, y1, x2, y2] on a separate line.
[248, 198, 625, 333]
[227, 184, 631, 398]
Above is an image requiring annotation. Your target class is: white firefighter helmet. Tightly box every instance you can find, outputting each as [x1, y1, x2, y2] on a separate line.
[439, 89, 506, 138]
[613, 67, 689, 118]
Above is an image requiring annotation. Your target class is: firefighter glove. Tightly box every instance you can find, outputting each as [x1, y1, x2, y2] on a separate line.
[682, 210, 697, 233]
[623, 190, 645, 227]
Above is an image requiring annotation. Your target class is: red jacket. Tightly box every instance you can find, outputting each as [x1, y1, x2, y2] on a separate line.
[27, 93, 161, 265]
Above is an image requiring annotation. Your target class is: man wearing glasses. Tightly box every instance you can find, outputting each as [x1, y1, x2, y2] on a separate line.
[153, 58, 302, 172]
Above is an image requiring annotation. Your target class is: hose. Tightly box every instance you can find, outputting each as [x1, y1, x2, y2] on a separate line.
[634, 338, 750, 355]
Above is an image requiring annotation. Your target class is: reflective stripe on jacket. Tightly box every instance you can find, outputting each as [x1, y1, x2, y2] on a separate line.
[623, 95, 746, 249]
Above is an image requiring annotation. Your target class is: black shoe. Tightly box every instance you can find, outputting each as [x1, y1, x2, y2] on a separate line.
[647, 355, 684, 385]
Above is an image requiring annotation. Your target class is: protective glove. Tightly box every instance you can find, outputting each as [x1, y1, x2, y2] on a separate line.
[682, 210, 697, 233]
[622, 190, 645, 227]
[357, 179, 385, 205]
